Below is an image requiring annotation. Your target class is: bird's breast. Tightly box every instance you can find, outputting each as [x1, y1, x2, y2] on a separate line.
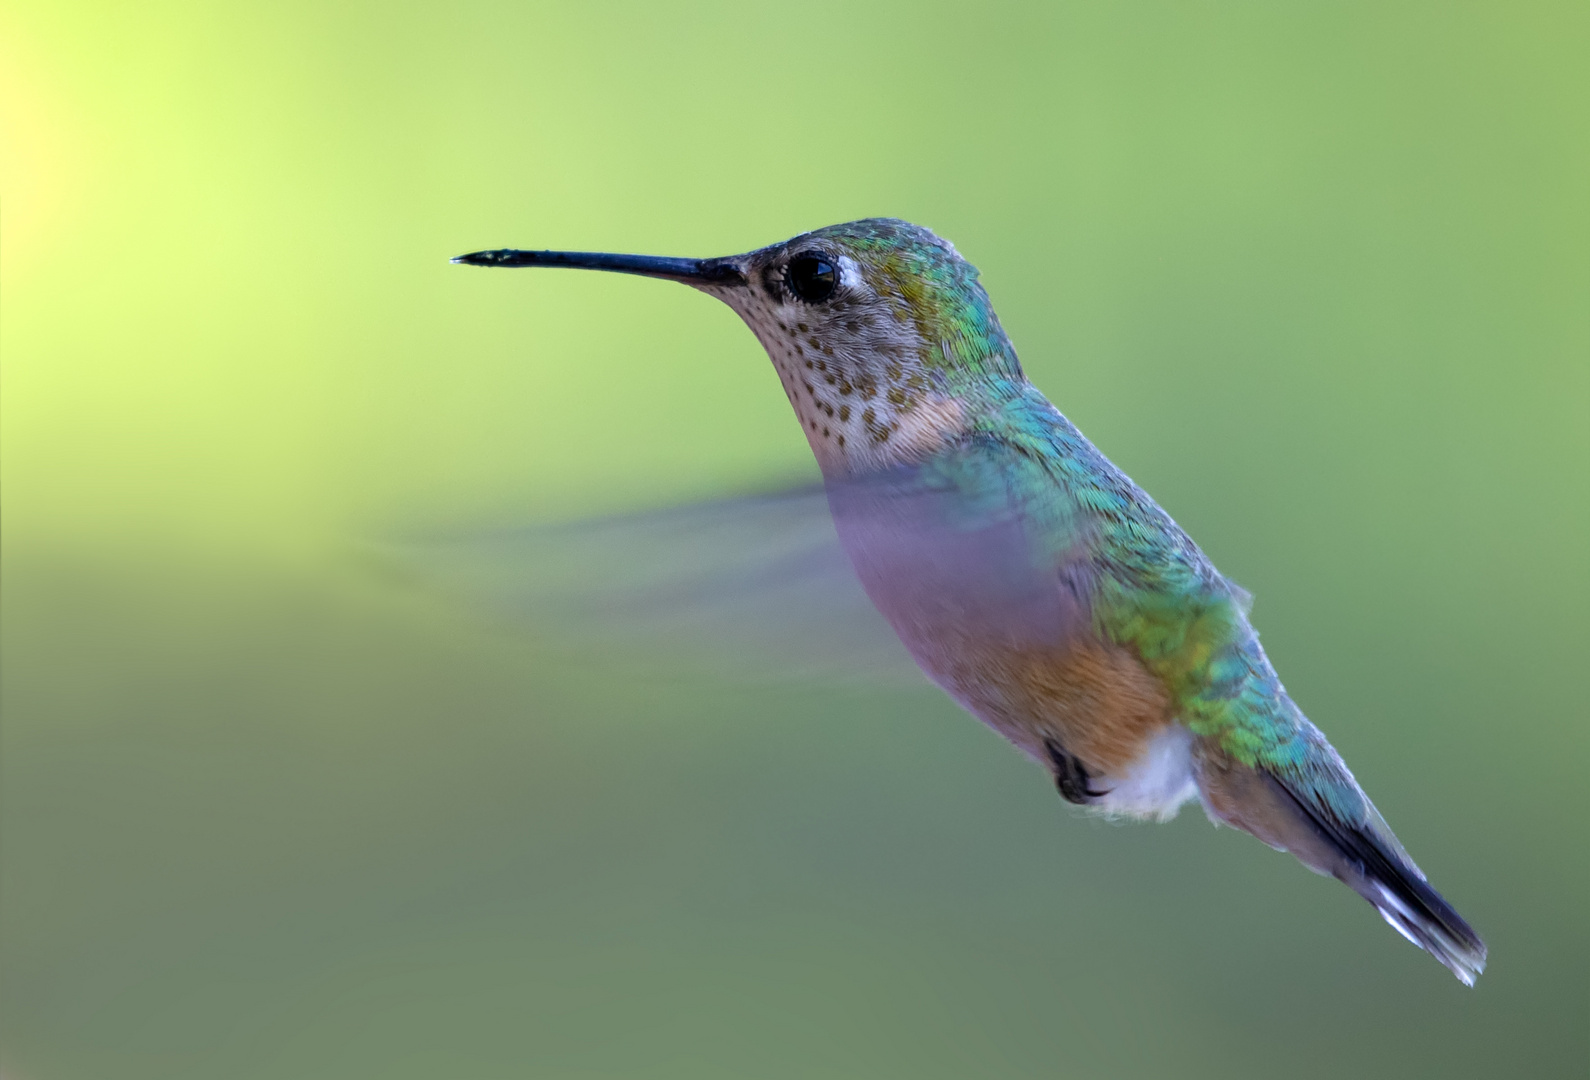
[825, 473, 1185, 807]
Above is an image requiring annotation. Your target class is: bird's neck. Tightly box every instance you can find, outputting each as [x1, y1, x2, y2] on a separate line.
[803, 372, 1030, 479]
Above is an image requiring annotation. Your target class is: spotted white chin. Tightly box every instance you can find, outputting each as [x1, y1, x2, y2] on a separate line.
[1096, 724, 1199, 822]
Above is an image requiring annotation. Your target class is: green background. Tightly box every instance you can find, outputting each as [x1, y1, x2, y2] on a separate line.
[3, 3, 1586, 1077]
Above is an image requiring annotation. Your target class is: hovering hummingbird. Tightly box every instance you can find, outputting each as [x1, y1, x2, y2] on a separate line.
[452, 218, 1486, 984]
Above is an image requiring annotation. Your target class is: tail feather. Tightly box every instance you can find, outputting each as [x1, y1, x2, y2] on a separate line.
[1263, 773, 1487, 985]
[1198, 753, 1487, 985]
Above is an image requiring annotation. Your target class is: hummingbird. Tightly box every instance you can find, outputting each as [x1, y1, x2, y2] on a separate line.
[452, 218, 1486, 984]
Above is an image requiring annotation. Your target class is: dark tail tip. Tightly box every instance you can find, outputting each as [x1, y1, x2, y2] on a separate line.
[1345, 827, 1487, 986]
[1262, 774, 1487, 985]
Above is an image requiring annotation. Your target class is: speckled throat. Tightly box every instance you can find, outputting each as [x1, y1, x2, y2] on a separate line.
[700, 265, 970, 475]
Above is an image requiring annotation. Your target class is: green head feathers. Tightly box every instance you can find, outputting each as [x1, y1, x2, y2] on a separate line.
[769, 218, 1025, 385]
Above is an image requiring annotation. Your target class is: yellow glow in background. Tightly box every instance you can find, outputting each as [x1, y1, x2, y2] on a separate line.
[3, 3, 1586, 1078]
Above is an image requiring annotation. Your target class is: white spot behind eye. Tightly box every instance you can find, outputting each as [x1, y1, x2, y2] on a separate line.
[837, 254, 863, 294]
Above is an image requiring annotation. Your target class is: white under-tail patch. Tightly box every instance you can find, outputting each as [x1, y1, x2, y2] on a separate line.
[1097, 724, 1198, 821]
[1372, 882, 1427, 948]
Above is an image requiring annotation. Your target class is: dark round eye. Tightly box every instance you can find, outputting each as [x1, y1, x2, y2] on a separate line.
[787, 253, 837, 303]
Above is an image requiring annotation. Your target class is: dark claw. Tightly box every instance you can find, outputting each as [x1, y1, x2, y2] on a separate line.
[1044, 738, 1109, 805]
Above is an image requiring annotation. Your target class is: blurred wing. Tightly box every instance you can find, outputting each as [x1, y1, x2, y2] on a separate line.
[382, 482, 927, 687]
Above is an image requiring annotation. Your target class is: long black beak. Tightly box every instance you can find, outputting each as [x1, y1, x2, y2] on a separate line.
[451, 248, 745, 286]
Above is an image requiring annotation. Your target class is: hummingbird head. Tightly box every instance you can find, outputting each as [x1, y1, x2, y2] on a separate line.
[454, 219, 1024, 474]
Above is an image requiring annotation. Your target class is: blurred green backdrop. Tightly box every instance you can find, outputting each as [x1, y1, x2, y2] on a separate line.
[3, 2, 1586, 1078]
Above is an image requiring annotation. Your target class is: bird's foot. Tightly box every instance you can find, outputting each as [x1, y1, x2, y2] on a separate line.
[1044, 739, 1109, 805]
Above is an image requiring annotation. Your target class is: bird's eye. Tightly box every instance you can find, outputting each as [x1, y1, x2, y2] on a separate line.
[787, 253, 837, 303]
